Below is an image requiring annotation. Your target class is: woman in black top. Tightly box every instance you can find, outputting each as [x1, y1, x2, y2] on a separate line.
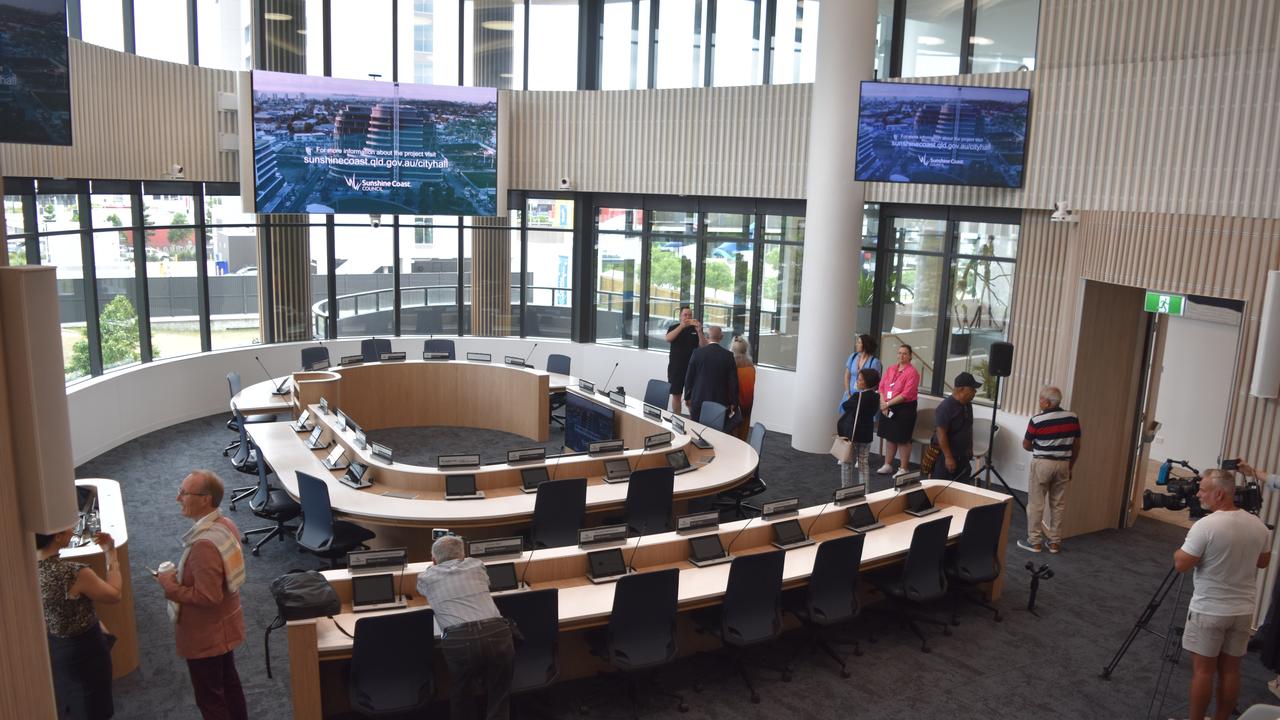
[664, 305, 706, 415]
[36, 527, 123, 719]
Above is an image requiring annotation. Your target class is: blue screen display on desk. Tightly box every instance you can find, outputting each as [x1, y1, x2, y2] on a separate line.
[565, 394, 615, 452]
[854, 81, 1030, 189]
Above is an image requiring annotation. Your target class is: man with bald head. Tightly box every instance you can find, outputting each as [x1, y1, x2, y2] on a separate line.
[1174, 468, 1271, 720]
[682, 324, 739, 424]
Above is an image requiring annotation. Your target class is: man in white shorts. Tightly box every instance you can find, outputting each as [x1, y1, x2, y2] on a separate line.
[1174, 469, 1270, 720]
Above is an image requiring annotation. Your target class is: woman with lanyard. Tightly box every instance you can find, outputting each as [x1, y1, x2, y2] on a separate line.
[838, 334, 882, 413]
[877, 344, 921, 476]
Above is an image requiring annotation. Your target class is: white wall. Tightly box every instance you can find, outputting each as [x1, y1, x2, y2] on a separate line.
[1150, 315, 1241, 471]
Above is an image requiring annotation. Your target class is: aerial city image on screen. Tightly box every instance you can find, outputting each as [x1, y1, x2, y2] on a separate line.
[251, 70, 498, 216]
[0, 0, 73, 146]
[855, 82, 1029, 188]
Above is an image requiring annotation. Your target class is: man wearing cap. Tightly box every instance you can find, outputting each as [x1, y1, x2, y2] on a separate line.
[930, 372, 982, 481]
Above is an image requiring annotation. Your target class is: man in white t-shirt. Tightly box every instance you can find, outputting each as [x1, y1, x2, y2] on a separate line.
[1174, 468, 1271, 720]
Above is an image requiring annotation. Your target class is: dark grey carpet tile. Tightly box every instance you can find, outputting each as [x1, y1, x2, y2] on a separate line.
[75, 414, 1279, 719]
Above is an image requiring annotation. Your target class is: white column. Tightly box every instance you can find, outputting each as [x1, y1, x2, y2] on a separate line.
[790, 1, 877, 453]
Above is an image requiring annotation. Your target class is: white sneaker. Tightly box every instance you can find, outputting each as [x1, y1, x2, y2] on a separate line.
[893, 468, 911, 478]
[876, 464, 895, 475]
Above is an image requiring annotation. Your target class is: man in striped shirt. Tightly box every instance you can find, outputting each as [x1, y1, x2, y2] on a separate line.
[1018, 386, 1082, 554]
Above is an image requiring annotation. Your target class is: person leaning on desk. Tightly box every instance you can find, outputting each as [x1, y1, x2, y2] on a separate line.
[417, 535, 517, 720]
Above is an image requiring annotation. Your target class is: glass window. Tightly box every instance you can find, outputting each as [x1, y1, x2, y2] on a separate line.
[646, 235, 695, 349]
[37, 193, 81, 234]
[701, 213, 752, 340]
[769, 0, 818, 84]
[883, 249, 944, 392]
[947, 220, 1017, 400]
[971, 0, 1039, 74]
[600, 0, 650, 90]
[654, 0, 708, 88]
[40, 235, 89, 382]
[204, 194, 256, 226]
[902, 0, 963, 78]
[208, 226, 262, 350]
[596, 207, 642, 347]
[398, 0, 461, 85]
[331, 0, 394, 81]
[90, 192, 132, 233]
[147, 217, 201, 359]
[145, 194, 197, 229]
[711, 0, 763, 87]
[198, 0, 249, 71]
[524, 198, 573, 339]
[309, 226, 328, 339]
[81, 0, 126, 51]
[528, 0, 578, 90]
[93, 228, 143, 372]
[334, 225, 395, 337]
[134, 0, 189, 63]
[757, 214, 803, 368]
[4, 196, 27, 237]
[874, 0, 892, 79]
[465, 0, 523, 89]
[858, 205, 879, 336]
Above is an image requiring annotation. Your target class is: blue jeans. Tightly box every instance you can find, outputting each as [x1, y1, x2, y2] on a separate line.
[441, 618, 516, 720]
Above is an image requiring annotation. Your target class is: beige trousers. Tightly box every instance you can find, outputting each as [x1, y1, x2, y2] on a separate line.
[1027, 458, 1071, 544]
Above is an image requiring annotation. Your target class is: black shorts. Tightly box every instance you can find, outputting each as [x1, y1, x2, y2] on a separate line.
[668, 363, 690, 395]
[877, 401, 917, 444]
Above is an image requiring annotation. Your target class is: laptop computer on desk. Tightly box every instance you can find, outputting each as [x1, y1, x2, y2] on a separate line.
[586, 548, 632, 584]
[904, 489, 940, 517]
[687, 533, 733, 567]
[769, 518, 814, 550]
[350, 573, 406, 613]
[445, 474, 485, 500]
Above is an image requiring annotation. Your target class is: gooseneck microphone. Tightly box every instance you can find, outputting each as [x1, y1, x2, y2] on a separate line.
[724, 515, 757, 555]
[626, 523, 647, 572]
[804, 497, 834, 541]
[255, 355, 290, 395]
[518, 543, 538, 587]
[599, 362, 620, 396]
[521, 342, 539, 367]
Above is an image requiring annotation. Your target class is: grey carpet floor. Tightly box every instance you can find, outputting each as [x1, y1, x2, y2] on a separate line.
[76, 415, 1280, 719]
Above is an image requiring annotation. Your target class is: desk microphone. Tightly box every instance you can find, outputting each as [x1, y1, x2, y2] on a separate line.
[518, 543, 538, 587]
[598, 362, 620, 396]
[927, 461, 972, 507]
[547, 448, 568, 483]
[398, 563, 412, 602]
[521, 342, 539, 368]
[803, 498, 835, 541]
[255, 355, 290, 395]
[626, 522, 647, 572]
[724, 515, 757, 555]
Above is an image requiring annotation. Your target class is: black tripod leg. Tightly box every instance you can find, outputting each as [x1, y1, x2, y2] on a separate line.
[1100, 567, 1180, 680]
[985, 465, 1027, 513]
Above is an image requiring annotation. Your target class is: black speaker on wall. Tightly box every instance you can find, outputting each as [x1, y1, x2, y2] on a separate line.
[989, 341, 1014, 378]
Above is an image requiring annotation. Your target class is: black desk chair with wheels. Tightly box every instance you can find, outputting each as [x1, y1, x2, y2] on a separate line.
[698, 401, 728, 433]
[694, 549, 789, 704]
[643, 379, 671, 411]
[223, 371, 281, 458]
[423, 338, 456, 359]
[300, 346, 329, 370]
[226, 410, 260, 510]
[494, 588, 560, 711]
[530, 478, 586, 549]
[361, 338, 391, 363]
[546, 354, 571, 428]
[713, 422, 767, 519]
[784, 533, 865, 678]
[349, 608, 435, 717]
[239, 457, 301, 557]
[946, 501, 1006, 625]
[868, 515, 952, 653]
[295, 472, 376, 568]
[585, 567, 687, 717]
[624, 467, 674, 535]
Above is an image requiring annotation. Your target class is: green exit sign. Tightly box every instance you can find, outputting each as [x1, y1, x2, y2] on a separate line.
[1144, 291, 1185, 315]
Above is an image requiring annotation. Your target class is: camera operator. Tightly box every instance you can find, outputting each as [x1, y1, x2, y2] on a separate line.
[1238, 460, 1280, 699]
[1173, 468, 1271, 720]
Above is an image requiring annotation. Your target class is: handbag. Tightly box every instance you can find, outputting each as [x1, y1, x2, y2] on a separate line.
[265, 570, 342, 678]
[920, 444, 941, 476]
[829, 435, 854, 463]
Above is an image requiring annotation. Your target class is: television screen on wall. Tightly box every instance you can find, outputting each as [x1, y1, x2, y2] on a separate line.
[854, 81, 1030, 189]
[249, 70, 498, 215]
[0, 0, 73, 146]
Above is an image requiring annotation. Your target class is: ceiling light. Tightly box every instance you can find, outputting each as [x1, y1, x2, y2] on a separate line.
[916, 35, 945, 46]
[296, 28, 307, 35]
[969, 36, 995, 46]
[264, 12, 294, 21]
[481, 20, 514, 31]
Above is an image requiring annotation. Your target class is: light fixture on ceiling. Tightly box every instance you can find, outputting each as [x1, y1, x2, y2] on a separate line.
[481, 20, 515, 31]
[969, 36, 995, 46]
[916, 35, 945, 46]
[296, 28, 307, 35]
[264, 12, 294, 22]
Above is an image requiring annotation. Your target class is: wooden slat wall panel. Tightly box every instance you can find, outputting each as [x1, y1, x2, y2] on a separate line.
[1002, 211, 1075, 415]
[0, 40, 238, 183]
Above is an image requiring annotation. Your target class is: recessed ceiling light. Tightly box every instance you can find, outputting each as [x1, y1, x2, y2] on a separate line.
[296, 28, 307, 35]
[481, 20, 514, 31]
[969, 36, 994, 46]
[916, 35, 945, 46]
[264, 12, 293, 21]
[499, 73, 513, 78]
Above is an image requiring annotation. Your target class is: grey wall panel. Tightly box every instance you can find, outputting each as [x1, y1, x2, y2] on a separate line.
[0, 40, 238, 183]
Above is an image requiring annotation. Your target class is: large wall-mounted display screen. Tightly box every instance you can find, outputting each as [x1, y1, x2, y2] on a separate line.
[854, 81, 1030, 189]
[0, 0, 73, 146]
[250, 70, 498, 215]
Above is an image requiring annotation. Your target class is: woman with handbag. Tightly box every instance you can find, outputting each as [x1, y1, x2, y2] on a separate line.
[836, 368, 880, 488]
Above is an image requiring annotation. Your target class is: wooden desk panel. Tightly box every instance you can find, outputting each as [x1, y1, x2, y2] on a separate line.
[64, 480, 138, 679]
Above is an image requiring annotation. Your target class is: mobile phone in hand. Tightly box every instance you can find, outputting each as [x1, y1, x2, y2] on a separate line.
[1222, 458, 1240, 471]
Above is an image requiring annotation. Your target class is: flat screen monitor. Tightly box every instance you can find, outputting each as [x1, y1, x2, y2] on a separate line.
[520, 466, 550, 491]
[772, 519, 808, 547]
[587, 548, 626, 579]
[688, 534, 726, 563]
[0, 0, 71, 146]
[485, 563, 519, 592]
[565, 393, 615, 453]
[854, 81, 1031, 189]
[350, 573, 396, 607]
[249, 70, 499, 216]
[445, 474, 478, 497]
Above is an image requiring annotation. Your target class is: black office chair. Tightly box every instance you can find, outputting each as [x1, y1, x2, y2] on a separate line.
[585, 567, 687, 716]
[784, 534, 865, 678]
[223, 371, 282, 458]
[868, 516, 953, 653]
[946, 502, 1006, 624]
[239, 458, 301, 557]
[694, 549, 789, 704]
[349, 608, 435, 717]
[698, 401, 728, 433]
[713, 422, 767, 519]
[361, 338, 391, 363]
[643, 379, 671, 411]
[295, 472, 376, 568]
[530, 478, 586, 549]
[300, 346, 330, 370]
[546, 354, 571, 428]
[624, 467, 675, 535]
[226, 410, 260, 511]
[494, 588, 559, 703]
[423, 338, 456, 360]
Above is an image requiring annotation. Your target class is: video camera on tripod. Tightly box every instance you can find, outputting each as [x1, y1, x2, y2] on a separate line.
[1140, 458, 1262, 519]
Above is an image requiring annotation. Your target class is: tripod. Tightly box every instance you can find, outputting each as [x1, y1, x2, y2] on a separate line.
[1098, 566, 1191, 719]
[979, 374, 1026, 513]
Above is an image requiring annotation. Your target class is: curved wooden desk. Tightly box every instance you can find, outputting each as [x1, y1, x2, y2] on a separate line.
[64, 479, 139, 679]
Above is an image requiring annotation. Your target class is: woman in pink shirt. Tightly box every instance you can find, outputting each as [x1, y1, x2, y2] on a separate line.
[877, 344, 921, 476]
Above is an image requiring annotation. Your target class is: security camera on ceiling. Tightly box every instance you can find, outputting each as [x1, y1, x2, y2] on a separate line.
[1049, 201, 1079, 223]
[162, 164, 185, 180]
[369, 213, 382, 228]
